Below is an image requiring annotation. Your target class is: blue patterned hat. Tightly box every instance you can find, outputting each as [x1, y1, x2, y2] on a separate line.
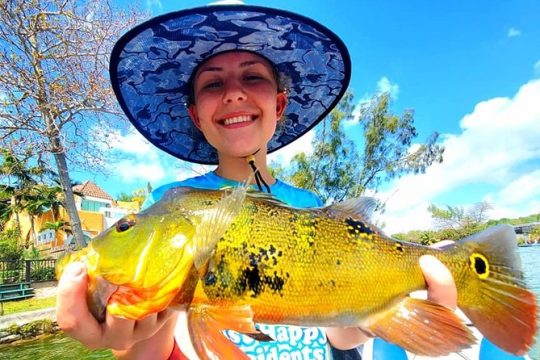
[110, 5, 351, 164]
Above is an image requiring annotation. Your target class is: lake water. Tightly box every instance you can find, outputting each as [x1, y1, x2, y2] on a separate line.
[1, 247, 539, 360]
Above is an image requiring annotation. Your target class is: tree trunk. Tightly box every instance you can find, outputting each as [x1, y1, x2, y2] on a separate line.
[53, 151, 87, 248]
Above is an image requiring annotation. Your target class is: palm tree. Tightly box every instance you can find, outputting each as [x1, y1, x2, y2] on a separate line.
[0, 148, 54, 245]
[41, 220, 72, 248]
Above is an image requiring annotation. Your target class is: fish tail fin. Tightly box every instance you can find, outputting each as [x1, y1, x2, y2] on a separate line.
[457, 225, 537, 356]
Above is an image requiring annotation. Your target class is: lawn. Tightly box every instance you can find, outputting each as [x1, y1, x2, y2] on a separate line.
[1, 296, 56, 316]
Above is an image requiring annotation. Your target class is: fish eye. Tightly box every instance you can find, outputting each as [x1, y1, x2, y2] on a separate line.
[116, 218, 136, 233]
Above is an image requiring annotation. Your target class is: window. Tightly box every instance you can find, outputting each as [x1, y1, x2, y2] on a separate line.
[81, 199, 109, 212]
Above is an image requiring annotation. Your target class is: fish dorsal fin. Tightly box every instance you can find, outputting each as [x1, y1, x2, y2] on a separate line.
[187, 303, 262, 360]
[192, 183, 248, 274]
[328, 196, 378, 221]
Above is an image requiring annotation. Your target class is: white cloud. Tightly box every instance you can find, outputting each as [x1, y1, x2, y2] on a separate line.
[269, 130, 314, 165]
[484, 170, 540, 219]
[346, 76, 400, 127]
[507, 27, 521, 37]
[381, 79, 540, 234]
[107, 130, 168, 184]
[534, 60, 540, 76]
[377, 76, 399, 100]
[146, 0, 163, 13]
[115, 160, 166, 183]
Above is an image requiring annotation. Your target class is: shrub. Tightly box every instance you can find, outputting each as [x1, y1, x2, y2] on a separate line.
[5, 319, 56, 338]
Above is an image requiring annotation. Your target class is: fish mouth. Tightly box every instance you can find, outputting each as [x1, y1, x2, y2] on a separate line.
[218, 114, 258, 126]
[88, 275, 118, 323]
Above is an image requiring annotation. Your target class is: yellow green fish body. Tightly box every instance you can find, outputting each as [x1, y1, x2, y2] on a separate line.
[56, 186, 537, 359]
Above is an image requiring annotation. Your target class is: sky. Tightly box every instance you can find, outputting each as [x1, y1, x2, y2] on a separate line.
[76, 0, 540, 234]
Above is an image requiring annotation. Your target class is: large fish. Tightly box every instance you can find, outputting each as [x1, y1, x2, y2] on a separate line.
[56, 186, 537, 359]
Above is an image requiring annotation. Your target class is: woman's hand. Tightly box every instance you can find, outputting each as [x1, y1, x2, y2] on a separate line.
[419, 254, 457, 309]
[55, 262, 177, 355]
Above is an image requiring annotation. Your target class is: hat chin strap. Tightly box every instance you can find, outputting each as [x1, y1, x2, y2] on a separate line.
[245, 150, 271, 193]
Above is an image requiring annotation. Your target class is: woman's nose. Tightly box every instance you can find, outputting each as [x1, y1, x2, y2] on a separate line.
[223, 80, 246, 103]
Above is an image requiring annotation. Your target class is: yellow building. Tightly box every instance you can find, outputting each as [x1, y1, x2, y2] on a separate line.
[12, 181, 141, 254]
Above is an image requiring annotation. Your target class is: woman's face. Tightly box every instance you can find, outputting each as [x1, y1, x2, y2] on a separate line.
[188, 51, 287, 160]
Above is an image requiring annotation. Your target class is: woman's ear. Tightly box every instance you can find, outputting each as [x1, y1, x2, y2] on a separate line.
[276, 92, 287, 121]
[188, 104, 201, 129]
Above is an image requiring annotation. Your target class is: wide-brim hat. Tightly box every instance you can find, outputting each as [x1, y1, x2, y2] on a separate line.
[110, 5, 351, 165]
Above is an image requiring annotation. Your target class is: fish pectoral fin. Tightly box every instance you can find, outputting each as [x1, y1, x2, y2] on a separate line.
[187, 303, 261, 360]
[192, 183, 248, 274]
[363, 297, 476, 357]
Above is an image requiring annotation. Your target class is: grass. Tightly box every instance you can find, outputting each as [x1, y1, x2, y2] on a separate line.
[1, 296, 56, 316]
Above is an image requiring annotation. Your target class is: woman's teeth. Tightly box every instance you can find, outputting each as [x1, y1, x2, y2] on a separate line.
[223, 115, 253, 126]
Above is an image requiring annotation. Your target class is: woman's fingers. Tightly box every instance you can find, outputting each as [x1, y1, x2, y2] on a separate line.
[56, 262, 105, 348]
[419, 255, 458, 309]
[56, 262, 174, 351]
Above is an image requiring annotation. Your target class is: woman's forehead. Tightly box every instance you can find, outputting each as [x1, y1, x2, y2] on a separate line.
[194, 51, 274, 76]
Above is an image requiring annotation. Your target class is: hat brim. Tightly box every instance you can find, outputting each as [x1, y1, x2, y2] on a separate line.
[110, 5, 351, 165]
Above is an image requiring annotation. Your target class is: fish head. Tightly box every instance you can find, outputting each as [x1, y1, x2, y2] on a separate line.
[90, 207, 197, 289]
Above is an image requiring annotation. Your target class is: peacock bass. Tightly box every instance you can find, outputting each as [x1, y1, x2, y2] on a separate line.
[56, 185, 537, 359]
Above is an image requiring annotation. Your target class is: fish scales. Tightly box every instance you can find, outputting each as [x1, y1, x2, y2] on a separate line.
[203, 199, 464, 325]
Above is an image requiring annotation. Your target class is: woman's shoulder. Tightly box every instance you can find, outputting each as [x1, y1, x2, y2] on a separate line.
[272, 180, 323, 208]
[143, 172, 221, 208]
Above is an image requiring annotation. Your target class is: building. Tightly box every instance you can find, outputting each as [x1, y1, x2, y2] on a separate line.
[20, 181, 140, 254]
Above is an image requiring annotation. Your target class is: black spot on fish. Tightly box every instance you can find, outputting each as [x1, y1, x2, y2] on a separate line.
[345, 218, 374, 236]
[264, 271, 285, 292]
[269, 244, 276, 255]
[204, 200, 213, 206]
[241, 264, 262, 297]
[204, 271, 217, 286]
[277, 250, 283, 257]
[394, 242, 404, 252]
[336, 259, 341, 265]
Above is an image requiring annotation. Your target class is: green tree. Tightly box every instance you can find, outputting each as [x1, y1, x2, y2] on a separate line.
[282, 92, 444, 203]
[428, 201, 491, 240]
[0, 148, 47, 237]
[0, 0, 144, 248]
[529, 226, 540, 243]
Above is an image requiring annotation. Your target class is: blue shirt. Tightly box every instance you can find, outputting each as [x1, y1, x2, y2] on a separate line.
[143, 171, 323, 209]
[144, 172, 329, 360]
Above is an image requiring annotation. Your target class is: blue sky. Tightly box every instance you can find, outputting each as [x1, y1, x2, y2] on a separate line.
[77, 0, 540, 234]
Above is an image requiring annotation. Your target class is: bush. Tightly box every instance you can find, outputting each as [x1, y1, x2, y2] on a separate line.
[6, 319, 56, 338]
[30, 267, 55, 282]
[0, 228, 24, 262]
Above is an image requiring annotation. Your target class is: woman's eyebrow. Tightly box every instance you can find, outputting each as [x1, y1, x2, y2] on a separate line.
[196, 60, 266, 78]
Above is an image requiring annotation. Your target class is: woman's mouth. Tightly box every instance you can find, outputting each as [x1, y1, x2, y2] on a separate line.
[220, 115, 256, 126]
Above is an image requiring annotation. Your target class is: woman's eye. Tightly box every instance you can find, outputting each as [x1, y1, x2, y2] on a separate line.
[244, 74, 263, 81]
[202, 81, 222, 90]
